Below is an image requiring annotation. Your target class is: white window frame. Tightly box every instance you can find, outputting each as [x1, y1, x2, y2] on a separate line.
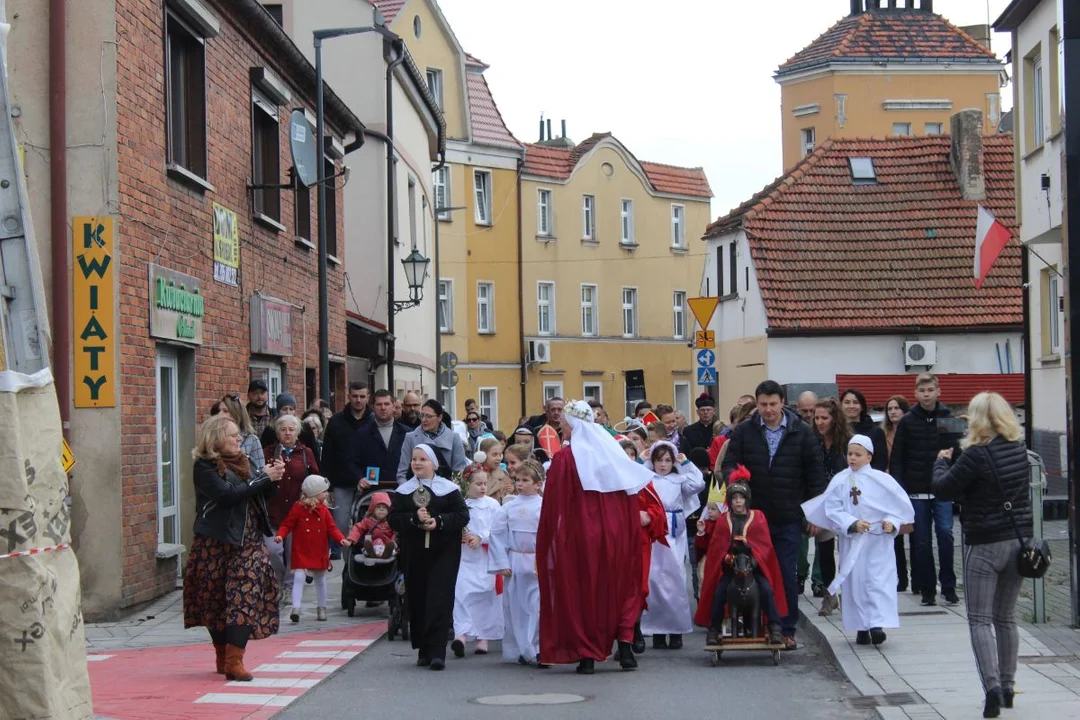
[620, 199, 634, 245]
[425, 67, 443, 109]
[433, 166, 450, 220]
[673, 381, 692, 419]
[892, 122, 912, 136]
[580, 283, 598, 337]
[477, 281, 495, 334]
[1032, 55, 1045, 147]
[671, 204, 686, 248]
[1048, 272, 1061, 352]
[582, 194, 596, 240]
[537, 281, 555, 336]
[438, 278, 454, 333]
[583, 382, 603, 404]
[155, 348, 181, 554]
[801, 127, 815, 157]
[473, 169, 492, 226]
[537, 188, 553, 237]
[673, 290, 687, 340]
[622, 287, 638, 338]
[543, 382, 564, 405]
[478, 387, 498, 432]
[440, 386, 457, 419]
[924, 121, 943, 134]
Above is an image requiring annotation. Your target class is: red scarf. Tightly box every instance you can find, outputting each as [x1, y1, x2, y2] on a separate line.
[216, 450, 251, 481]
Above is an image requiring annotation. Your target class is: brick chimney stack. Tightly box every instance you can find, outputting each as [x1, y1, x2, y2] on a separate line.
[949, 109, 985, 201]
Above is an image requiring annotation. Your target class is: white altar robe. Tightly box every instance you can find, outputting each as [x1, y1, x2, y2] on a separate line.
[453, 495, 504, 641]
[640, 462, 705, 636]
[488, 493, 542, 661]
[802, 466, 915, 632]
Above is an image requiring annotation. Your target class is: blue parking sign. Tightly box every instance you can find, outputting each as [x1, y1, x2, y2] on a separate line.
[697, 367, 717, 386]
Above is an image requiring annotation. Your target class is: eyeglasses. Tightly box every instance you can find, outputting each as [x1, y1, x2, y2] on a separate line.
[420, 413, 440, 420]
[467, 417, 479, 422]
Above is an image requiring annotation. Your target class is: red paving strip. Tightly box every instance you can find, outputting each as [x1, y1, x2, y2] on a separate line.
[89, 622, 383, 719]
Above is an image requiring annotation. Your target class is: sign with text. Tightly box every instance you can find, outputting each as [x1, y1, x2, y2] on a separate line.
[694, 330, 715, 349]
[73, 216, 116, 407]
[149, 264, 204, 345]
[212, 202, 239, 285]
[250, 294, 293, 356]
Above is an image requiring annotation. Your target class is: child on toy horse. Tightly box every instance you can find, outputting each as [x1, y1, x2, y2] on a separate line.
[694, 465, 787, 646]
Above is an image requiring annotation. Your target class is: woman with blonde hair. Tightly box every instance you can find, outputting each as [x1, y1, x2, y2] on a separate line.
[932, 392, 1031, 718]
[215, 394, 265, 472]
[183, 414, 285, 682]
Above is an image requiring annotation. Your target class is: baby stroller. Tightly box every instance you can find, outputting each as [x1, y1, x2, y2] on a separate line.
[340, 490, 408, 641]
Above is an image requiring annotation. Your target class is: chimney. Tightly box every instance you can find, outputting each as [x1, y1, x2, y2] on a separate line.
[949, 109, 985, 201]
[538, 116, 544, 142]
[561, 119, 567, 138]
[849, 0, 862, 16]
[922, 0, 933, 12]
[546, 119, 552, 142]
[959, 24, 991, 50]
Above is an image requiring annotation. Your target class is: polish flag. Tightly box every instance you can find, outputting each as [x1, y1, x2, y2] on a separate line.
[974, 205, 1011, 289]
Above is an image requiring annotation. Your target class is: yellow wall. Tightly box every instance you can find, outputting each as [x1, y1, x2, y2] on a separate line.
[780, 70, 1001, 170]
[389, 0, 468, 140]
[521, 140, 711, 416]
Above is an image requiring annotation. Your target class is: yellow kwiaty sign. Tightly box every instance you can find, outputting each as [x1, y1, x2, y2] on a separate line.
[73, 216, 116, 407]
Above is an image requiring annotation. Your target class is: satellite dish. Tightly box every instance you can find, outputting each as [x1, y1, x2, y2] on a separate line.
[289, 110, 318, 188]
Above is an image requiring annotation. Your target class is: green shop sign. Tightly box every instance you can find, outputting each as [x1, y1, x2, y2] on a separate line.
[149, 263, 204, 345]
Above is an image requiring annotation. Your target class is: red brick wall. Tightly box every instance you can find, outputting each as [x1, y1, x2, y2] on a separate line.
[115, 0, 347, 606]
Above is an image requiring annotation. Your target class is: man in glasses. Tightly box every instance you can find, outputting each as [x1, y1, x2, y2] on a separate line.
[400, 391, 422, 431]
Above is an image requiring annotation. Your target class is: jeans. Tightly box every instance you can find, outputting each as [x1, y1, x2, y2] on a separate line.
[911, 498, 955, 595]
[963, 540, 1023, 693]
[710, 572, 781, 629]
[769, 520, 803, 637]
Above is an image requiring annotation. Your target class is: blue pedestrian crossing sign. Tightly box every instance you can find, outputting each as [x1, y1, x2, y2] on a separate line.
[696, 349, 715, 367]
[697, 367, 718, 386]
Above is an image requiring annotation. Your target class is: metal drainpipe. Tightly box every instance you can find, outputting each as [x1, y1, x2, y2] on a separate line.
[385, 39, 404, 394]
[50, 0, 70, 436]
[1022, 245, 1032, 450]
[516, 158, 526, 418]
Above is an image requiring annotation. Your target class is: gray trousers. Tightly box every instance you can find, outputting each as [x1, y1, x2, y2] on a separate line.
[962, 539, 1024, 693]
[331, 486, 356, 534]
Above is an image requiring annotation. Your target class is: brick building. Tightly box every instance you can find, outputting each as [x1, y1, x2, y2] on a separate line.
[10, 0, 363, 617]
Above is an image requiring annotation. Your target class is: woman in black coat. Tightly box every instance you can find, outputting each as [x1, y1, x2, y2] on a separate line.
[811, 397, 850, 613]
[932, 392, 1032, 718]
[841, 388, 888, 472]
[389, 443, 470, 670]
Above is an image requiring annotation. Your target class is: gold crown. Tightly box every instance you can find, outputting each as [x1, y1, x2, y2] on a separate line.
[564, 399, 593, 422]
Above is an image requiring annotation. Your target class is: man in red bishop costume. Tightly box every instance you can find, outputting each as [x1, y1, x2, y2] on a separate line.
[537, 400, 659, 673]
[695, 465, 787, 645]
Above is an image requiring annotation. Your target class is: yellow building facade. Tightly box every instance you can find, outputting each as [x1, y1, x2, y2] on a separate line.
[777, 0, 1003, 170]
[521, 133, 712, 421]
[379, 0, 525, 428]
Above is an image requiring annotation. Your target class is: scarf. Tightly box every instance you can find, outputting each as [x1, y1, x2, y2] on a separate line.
[217, 449, 251, 481]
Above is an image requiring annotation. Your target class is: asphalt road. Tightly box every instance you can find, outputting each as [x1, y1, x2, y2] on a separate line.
[275, 629, 874, 720]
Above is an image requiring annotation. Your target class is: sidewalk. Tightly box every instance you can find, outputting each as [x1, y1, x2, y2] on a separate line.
[800, 522, 1080, 720]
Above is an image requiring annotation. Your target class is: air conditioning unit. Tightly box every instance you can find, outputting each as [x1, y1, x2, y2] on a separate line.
[904, 340, 937, 367]
[528, 339, 551, 364]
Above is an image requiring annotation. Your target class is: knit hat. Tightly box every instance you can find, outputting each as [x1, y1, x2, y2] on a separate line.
[276, 392, 297, 411]
[849, 434, 874, 455]
[301, 474, 330, 497]
[366, 491, 392, 515]
[727, 464, 752, 504]
[695, 393, 716, 409]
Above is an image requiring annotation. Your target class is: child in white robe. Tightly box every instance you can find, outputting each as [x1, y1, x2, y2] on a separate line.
[639, 441, 705, 649]
[452, 466, 504, 658]
[488, 459, 544, 666]
[802, 434, 915, 646]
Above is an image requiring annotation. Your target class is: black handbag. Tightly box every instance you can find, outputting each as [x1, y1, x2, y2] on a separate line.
[986, 453, 1051, 579]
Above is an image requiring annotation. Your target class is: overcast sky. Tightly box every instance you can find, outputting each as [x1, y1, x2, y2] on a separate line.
[437, 0, 1015, 217]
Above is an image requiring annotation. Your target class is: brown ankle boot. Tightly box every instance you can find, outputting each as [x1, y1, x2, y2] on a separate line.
[224, 644, 253, 681]
[214, 643, 227, 674]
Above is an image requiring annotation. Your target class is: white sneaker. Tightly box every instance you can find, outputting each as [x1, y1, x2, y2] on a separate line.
[317, 607, 327, 621]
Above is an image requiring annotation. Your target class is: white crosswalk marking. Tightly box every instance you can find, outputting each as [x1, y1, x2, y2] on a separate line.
[226, 678, 319, 689]
[296, 639, 374, 647]
[195, 693, 296, 707]
[252, 662, 339, 673]
[85, 655, 114, 662]
[277, 650, 359, 660]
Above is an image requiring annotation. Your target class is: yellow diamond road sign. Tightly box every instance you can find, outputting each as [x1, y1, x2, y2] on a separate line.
[62, 438, 76, 474]
[687, 297, 719, 329]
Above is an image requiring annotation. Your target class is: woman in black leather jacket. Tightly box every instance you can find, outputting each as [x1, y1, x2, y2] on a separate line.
[932, 392, 1032, 719]
[183, 414, 284, 683]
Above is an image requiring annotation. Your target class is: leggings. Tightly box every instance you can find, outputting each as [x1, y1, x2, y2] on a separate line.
[292, 569, 328, 609]
[209, 626, 251, 649]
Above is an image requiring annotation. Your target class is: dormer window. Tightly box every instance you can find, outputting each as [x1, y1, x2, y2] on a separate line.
[849, 157, 877, 184]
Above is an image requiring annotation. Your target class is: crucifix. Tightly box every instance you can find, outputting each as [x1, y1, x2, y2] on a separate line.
[849, 485, 862, 506]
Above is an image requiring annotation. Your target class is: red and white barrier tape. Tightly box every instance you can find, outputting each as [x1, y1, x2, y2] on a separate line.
[0, 542, 70, 560]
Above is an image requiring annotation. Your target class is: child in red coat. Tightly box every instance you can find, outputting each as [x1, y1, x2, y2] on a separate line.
[346, 491, 398, 559]
[274, 475, 347, 622]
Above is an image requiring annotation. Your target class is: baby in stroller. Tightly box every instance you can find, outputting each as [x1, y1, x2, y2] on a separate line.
[347, 491, 398, 559]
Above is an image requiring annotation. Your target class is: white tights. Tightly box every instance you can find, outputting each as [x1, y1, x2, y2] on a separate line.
[292, 569, 328, 609]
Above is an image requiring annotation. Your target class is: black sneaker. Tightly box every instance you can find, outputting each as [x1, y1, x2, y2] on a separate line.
[632, 622, 646, 654]
[1002, 688, 1014, 709]
[983, 687, 1002, 718]
[856, 631, 871, 645]
[305, 574, 314, 585]
[652, 634, 668, 650]
[668, 634, 683, 650]
[576, 659, 595, 675]
[451, 639, 465, 658]
[870, 628, 887, 645]
[705, 629, 721, 646]
[429, 658, 445, 671]
[921, 592, 937, 607]
[942, 589, 960, 605]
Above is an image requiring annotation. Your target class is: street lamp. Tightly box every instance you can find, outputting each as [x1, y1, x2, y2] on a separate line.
[393, 249, 430, 313]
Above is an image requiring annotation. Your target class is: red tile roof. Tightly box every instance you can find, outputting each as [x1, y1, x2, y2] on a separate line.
[371, 0, 407, 25]
[778, 9, 999, 75]
[523, 133, 713, 199]
[464, 51, 488, 69]
[465, 69, 521, 149]
[704, 135, 1020, 332]
[836, 374, 1025, 406]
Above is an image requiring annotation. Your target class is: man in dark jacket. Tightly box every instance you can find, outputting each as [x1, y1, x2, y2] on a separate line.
[889, 373, 958, 606]
[354, 390, 409, 491]
[680, 394, 716, 454]
[321, 381, 371, 537]
[721, 379, 826, 650]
